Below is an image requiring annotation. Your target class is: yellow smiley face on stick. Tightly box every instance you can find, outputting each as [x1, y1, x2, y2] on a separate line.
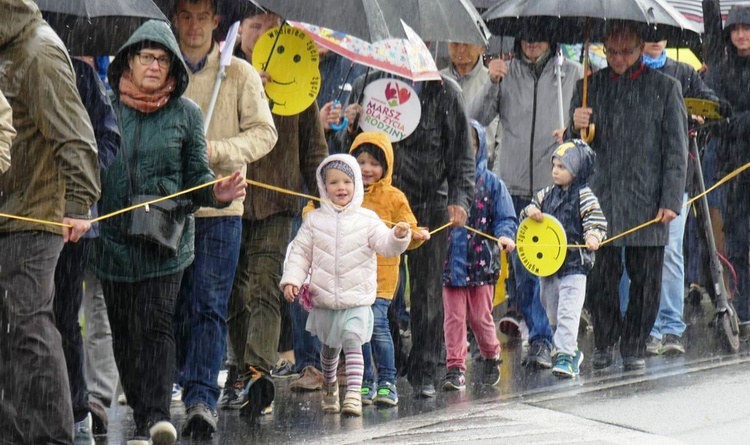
[516, 214, 568, 277]
[252, 26, 321, 116]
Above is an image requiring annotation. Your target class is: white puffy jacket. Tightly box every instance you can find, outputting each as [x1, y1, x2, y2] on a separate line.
[280, 154, 411, 310]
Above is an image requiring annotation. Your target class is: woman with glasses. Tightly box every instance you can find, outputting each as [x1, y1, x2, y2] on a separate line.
[90, 20, 246, 445]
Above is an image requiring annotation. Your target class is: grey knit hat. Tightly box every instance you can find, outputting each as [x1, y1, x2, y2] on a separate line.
[322, 160, 356, 182]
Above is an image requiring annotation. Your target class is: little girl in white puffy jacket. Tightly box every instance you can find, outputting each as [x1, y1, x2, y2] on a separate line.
[280, 154, 411, 417]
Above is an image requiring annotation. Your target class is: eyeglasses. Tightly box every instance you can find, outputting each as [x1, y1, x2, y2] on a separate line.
[136, 52, 171, 69]
[603, 45, 641, 58]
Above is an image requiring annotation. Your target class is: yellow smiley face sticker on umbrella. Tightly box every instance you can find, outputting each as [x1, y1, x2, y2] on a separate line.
[252, 26, 321, 116]
[516, 214, 568, 277]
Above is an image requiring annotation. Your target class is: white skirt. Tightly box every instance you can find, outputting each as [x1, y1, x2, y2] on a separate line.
[306, 305, 374, 349]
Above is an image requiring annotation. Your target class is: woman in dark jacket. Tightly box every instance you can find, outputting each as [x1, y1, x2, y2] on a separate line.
[90, 20, 245, 445]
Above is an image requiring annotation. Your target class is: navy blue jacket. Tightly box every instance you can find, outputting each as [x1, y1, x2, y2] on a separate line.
[443, 121, 517, 286]
[72, 58, 120, 237]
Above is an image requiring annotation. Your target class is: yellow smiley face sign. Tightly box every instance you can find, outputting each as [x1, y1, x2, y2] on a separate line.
[252, 26, 321, 116]
[516, 214, 567, 277]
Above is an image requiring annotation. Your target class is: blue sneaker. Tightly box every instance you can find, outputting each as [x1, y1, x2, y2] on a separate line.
[361, 381, 375, 405]
[373, 381, 398, 406]
[552, 350, 583, 379]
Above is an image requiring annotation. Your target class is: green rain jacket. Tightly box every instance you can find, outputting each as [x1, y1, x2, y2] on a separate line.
[0, 0, 100, 233]
[91, 20, 224, 282]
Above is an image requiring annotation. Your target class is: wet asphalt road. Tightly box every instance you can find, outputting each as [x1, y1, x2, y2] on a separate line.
[104, 296, 750, 444]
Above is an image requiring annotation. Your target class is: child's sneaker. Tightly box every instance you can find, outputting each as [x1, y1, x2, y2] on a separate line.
[373, 381, 398, 406]
[361, 381, 376, 406]
[481, 357, 502, 386]
[498, 313, 521, 337]
[171, 384, 182, 403]
[341, 391, 362, 416]
[552, 349, 583, 379]
[442, 368, 466, 391]
[321, 383, 340, 413]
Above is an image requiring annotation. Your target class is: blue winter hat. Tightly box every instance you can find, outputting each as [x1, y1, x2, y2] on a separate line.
[552, 139, 596, 183]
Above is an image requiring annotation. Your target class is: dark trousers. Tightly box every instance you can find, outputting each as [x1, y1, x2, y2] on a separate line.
[406, 205, 449, 386]
[389, 258, 409, 375]
[0, 232, 72, 445]
[587, 246, 664, 358]
[54, 238, 92, 423]
[102, 272, 183, 433]
[228, 215, 292, 375]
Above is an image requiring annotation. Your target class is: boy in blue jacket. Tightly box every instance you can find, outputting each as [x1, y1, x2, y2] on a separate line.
[442, 120, 517, 390]
[520, 140, 607, 378]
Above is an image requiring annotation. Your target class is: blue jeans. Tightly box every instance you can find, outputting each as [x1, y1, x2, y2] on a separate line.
[174, 216, 242, 411]
[511, 196, 553, 345]
[652, 194, 689, 338]
[363, 298, 396, 385]
[619, 194, 689, 338]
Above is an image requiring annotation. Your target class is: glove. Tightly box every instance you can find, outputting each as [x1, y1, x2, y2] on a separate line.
[718, 99, 733, 119]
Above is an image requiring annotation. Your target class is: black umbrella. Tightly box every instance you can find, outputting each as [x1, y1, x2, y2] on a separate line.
[250, 0, 409, 42]
[152, 0, 257, 42]
[400, 0, 491, 45]
[34, 0, 168, 56]
[483, 0, 701, 143]
[483, 0, 701, 46]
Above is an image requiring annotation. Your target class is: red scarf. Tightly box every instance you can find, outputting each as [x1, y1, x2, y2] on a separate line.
[118, 69, 175, 113]
[609, 62, 647, 81]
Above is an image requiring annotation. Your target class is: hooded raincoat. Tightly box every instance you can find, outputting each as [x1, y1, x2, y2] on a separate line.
[705, 6, 750, 322]
[520, 140, 607, 276]
[443, 121, 518, 287]
[281, 154, 411, 347]
[281, 154, 411, 309]
[706, 6, 750, 183]
[0, 0, 100, 233]
[349, 133, 424, 299]
[91, 20, 223, 282]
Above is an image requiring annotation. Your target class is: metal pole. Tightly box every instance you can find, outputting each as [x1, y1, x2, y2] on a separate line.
[204, 21, 240, 136]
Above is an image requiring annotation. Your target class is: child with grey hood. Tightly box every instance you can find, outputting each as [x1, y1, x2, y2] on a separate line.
[520, 140, 607, 378]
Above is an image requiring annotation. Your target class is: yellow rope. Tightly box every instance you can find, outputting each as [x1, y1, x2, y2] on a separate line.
[0, 213, 72, 228]
[89, 177, 226, 223]
[2, 159, 749, 251]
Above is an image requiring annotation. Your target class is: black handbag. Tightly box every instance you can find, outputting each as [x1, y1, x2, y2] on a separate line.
[119, 108, 192, 257]
[127, 194, 192, 257]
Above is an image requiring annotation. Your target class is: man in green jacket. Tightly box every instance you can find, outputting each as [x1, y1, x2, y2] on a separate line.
[0, 1, 101, 444]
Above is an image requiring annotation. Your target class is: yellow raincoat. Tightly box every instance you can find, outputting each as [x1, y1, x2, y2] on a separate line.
[348, 132, 425, 299]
